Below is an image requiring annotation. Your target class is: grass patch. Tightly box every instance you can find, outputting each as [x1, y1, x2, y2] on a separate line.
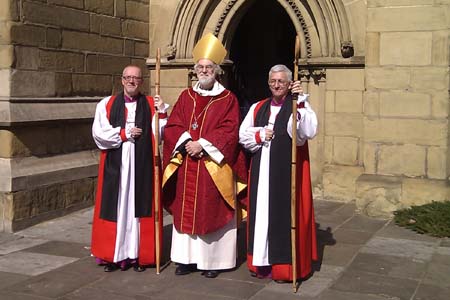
[394, 201, 450, 238]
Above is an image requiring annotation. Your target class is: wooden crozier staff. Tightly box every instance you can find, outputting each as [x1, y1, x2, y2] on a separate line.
[154, 48, 161, 274]
[291, 35, 300, 293]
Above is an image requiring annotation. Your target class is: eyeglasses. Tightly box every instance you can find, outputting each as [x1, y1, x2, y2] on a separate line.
[122, 75, 142, 82]
[268, 79, 289, 87]
[195, 64, 214, 72]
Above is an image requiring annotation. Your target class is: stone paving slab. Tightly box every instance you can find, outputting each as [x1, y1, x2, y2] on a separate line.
[0, 236, 49, 255]
[332, 271, 419, 300]
[413, 284, 450, 300]
[0, 200, 447, 300]
[0, 252, 78, 276]
[23, 240, 91, 258]
[340, 215, 388, 232]
[361, 236, 438, 261]
[347, 252, 427, 280]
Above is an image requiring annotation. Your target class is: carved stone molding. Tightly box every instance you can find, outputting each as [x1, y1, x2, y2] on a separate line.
[286, 0, 312, 58]
[214, 0, 239, 36]
[298, 68, 326, 81]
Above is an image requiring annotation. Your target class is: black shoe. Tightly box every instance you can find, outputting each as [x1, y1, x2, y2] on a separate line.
[250, 271, 257, 277]
[133, 265, 146, 272]
[203, 270, 219, 278]
[104, 263, 119, 272]
[274, 279, 290, 284]
[175, 264, 195, 275]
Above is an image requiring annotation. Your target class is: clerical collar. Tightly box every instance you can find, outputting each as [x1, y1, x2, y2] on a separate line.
[124, 94, 140, 103]
[271, 95, 287, 107]
[193, 81, 225, 96]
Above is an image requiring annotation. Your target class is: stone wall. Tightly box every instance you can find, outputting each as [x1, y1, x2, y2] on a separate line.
[357, 0, 450, 217]
[0, 0, 150, 232]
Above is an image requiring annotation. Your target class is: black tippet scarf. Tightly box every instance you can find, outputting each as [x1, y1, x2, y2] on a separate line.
[248, 95, 294, 264]
[100, 92, 154, 221]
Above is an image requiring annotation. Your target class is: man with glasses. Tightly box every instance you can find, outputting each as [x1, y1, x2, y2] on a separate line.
[91, 65, 168, 272]
[239, 64, 318, 283]
[162, 33, 247, 279]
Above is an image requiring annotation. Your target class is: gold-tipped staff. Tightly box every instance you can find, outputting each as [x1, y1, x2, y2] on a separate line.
[291, 35, 300, 293]
[154, 48, 161, 274]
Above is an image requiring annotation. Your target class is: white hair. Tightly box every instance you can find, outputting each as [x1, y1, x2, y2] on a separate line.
[268, 64, 292, 81]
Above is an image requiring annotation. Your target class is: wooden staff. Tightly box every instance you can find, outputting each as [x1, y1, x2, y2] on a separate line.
[154, 48, 161, 274]
[291, 35, 300, 293]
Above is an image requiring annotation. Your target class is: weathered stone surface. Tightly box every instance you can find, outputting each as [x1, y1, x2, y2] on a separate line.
[323, 165, 364, 201]
[89, 14, 122, 36]
[431, 91, 449, 119]
[72, 74, 112, 96]
[85, 0, 114, 15]
[0, 45, 13, 68]
[356, 174, 401, 217]
[363, 91, 379, 117]
[0, 130, 14, 158]
[333, 136, 359, 166]
[380, 32, 432, 66]
[411, 67, 449, 91]
[326, 69, 365, 91]
[10, 70, 55, 97]
[365, 32, 380, 66]
[402, 178, 450, 206]
[363, 118, 447, 146]
[55, 73, 73, 96]
[46, 27, 61, 48]
[39, 50, 84, 72]
[96, 55, 131, 74]
[122, 19, 149, 40]
[11, 24, 46, 47]
[432, 30, 449, 66]
[48, 0, 84, 9]
[366, 67, 410, 89]
[114, 0, 126, 18]
[15, 46, 39, 70]
[335, 91, 363, 113]
[62, 31, 123, 55]
[135, 40, 149, 57]
[378, 144, 426, 177]
[126, 0, 149, 21]
[23, 1, 90, 31]
[368, 6, 448, 32]
[379, 91, 431, 118]
[325, 113, 363, 137]
[427, 146, 447, 179]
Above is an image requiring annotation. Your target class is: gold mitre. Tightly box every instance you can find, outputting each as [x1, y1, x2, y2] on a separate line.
[192, 33, 227, 64]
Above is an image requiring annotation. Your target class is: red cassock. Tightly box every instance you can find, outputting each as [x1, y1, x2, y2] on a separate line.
[162, 88, 247, 235]
[91, 94, 163, 266]
[246, 97, 318, 281]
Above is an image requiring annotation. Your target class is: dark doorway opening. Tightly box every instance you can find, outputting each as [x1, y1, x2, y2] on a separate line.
[227, 0, 296, 117]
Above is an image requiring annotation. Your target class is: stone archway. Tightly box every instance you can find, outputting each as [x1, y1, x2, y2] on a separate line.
[227, 0, 297, 110]
[147, 0, 368, 208]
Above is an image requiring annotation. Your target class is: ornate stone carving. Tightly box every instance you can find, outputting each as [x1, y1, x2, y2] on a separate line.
[340, 41, 354, 58]
[286, 0, 312, 58]
[214, 0, 239, 36]
[165, 44, 177, 60]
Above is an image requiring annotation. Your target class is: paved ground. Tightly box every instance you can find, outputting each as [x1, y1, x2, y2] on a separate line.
[0, 200, 449, 300]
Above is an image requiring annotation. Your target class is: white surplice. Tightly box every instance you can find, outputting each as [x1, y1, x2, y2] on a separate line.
[92, 95, 168, 262]
[238, 94, 317, 266]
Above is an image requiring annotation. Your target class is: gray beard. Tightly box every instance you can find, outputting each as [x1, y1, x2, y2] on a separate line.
[198, 77, 215, 89]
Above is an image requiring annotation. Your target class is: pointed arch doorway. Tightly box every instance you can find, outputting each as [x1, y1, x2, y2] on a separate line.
[226, 0, 296, 114]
